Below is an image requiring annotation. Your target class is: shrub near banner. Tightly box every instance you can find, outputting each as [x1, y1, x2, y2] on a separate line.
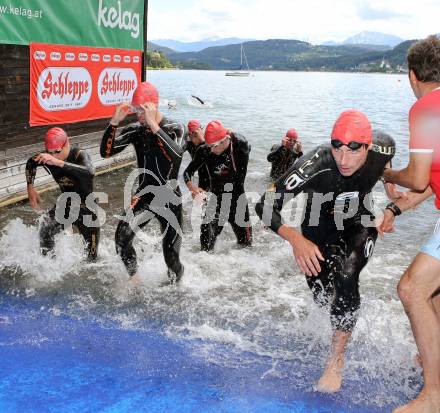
[30, 42, 142, 126]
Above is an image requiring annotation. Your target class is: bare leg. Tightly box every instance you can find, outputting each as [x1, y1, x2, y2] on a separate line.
[415, 294, 440, 369]
[316, 330, 351, 393]
[393, 253, 440, 413]
[414, 294, 440, 369]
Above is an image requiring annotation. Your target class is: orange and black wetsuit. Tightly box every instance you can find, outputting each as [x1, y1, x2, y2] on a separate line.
[100, 117, 187, 281]
[183, 132, 252, 251]
[25, 147, 99, 261]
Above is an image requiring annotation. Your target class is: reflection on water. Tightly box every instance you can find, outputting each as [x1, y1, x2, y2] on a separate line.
[0, 71, 432, 408]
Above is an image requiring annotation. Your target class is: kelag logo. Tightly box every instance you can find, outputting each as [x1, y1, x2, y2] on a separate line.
[97, 68, 138, 106]
[97, 0, 140, 39]
[37, 67, 92, 112]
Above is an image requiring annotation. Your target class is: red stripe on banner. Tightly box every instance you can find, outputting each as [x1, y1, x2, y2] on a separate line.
[29, 42, 142, 127]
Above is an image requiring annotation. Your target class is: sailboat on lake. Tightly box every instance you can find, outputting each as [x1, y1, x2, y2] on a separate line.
[225, 43, 251, 77]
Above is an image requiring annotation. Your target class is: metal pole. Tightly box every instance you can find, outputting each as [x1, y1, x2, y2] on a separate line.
[142, 0, 148, 81]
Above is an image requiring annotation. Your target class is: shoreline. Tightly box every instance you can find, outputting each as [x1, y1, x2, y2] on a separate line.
[147, 68, 407, 76]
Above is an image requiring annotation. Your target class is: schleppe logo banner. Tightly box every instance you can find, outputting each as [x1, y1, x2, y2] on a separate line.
[30, 42, 142, 126]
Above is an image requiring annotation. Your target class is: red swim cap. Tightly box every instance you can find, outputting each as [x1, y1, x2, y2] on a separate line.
[131, 81, 159, 106]
[45, 127, 68, 150]
[331, 110, 372, 145]
[204, 120, 228, 145]
[188, 119, 201, 134]
[285, 128, 298, 140]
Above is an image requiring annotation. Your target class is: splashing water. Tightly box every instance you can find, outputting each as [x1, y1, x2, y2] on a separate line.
[0, 71, 431, 409]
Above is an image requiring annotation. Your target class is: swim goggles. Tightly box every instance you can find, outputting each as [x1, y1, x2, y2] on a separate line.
[207, 136, 230, 149]
[130, 105, 144, 115]
[45, 144, 65, 155]
[330, 139, 366, 150]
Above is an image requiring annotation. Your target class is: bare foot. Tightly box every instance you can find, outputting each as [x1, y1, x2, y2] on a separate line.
[128, 272, 143, 288]
[316, 357, 344, 393]
[393, 389, 440, 413]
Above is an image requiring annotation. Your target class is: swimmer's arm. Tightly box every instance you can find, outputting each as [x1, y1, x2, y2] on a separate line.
[155, 127, 184, 164]
[100, 124, 135, 158]
[266, 180, 325, 277]
[25, 158, 42, 209]
[183, 148, 207, 195]
[154, 120, 186, 165]
[255, 188, 324, 276]
[255, 184, 304, 233]
[236, 142, 250, 184]
[383, 153, 432, 191]
[267, 145, 283, 162]
[25, 157, 39, 186]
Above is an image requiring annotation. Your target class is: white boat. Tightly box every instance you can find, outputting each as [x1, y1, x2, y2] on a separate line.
[225, 44, 251, 77]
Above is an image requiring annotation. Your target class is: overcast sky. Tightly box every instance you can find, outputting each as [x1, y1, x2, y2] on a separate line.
[148, 0, 440, 43]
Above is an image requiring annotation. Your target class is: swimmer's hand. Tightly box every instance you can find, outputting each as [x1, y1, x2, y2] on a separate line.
[191, 187, 206, 200]
[186, 181, 206, 199]
[377, 209, 395, 236]
[289, 232, 324, 277]
[130, 195, 140, 209]
[293, 141, 302, 154]
[34, 153, 64, 167]
[140, 103, 160, 134]
[110, 102, 130, 126]
[27, 185, 42, 210]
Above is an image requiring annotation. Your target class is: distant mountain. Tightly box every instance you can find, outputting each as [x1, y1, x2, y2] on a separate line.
[147, 41, 175, 54]
[150, 38, 255, 53]
[321, 40, 339, 46]
[342, 31, 404, 47]
[164, 38, 415, 73]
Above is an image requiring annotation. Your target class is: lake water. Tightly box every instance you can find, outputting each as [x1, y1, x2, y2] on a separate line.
[0, 70, 432, 410]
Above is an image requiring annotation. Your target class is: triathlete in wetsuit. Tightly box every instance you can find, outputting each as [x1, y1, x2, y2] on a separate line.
[184, 120, 252, 251]
[26, 127, 99, 261]
[256, 111, 395, 393]
[268, 128, 303, 181]
[186, 119, 210, 191]
[100, 82, 186, 282]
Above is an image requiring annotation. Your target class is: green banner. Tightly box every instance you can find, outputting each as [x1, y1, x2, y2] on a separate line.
[0, 0, 144, 50]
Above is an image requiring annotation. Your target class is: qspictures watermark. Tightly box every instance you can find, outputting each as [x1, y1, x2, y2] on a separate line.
[0, 3, 43, 19]
[50, 168, 386, 244]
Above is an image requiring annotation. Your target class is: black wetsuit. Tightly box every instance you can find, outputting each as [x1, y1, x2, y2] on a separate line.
[25, 147, 99, 261]
[256, 132, 395, 331]
[268, 144, 303, 181]
[100, 117, 186, 280]
[186, 141, 210, 191]
[183, 132, 253, 251]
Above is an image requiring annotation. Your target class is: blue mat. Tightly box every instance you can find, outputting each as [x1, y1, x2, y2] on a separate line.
[0, 294, 403, 413]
